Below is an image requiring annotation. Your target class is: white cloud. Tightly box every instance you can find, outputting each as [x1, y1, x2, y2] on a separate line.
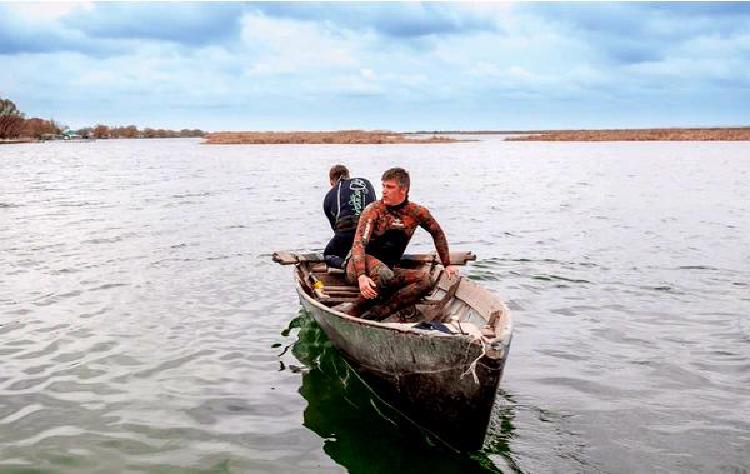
[9, 2, 93, 22]
[2, 2, 748, 129]
[239, 13, 359, 76]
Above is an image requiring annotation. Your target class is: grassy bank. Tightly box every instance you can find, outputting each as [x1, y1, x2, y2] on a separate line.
[204, 130, 458, 144]
[508, 127, 750, 141]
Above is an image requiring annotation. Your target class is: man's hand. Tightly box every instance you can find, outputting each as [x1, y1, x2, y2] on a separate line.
[444, 265, 459, 279]
[358, 275, 378, 299]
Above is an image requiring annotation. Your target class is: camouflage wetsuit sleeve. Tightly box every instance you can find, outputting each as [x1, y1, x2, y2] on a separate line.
[351, 203, 379, 278]
[415, 204, 451, 266]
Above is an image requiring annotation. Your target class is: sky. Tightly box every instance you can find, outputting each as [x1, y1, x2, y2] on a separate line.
[1, 1, 749, 131]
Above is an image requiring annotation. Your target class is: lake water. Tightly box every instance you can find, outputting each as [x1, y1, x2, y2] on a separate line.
[1, 137, 748, 473]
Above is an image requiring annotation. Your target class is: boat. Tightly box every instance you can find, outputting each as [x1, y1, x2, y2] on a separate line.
[272, 250, 513, 451]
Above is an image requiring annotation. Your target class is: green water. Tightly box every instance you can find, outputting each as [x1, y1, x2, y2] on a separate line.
[286, 311, 511, 473]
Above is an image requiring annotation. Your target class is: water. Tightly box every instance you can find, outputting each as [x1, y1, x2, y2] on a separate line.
[1, 137, 748, 473]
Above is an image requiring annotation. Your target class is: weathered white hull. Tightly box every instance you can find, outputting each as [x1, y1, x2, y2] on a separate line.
[294, 272, 512, 451]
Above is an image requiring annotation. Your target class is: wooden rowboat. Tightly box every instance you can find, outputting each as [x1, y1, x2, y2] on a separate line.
[272, 250, 513, 451]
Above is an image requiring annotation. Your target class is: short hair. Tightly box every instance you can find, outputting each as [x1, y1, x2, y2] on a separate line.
[382, 167, 410, 192]
[329, 164, 349, 182]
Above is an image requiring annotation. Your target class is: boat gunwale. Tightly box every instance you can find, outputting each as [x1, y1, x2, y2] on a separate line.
[286, 257, 513, 452]
[293, 262, 512, 347]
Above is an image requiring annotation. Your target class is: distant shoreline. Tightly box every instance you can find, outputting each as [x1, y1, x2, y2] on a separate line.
[204, 130, 460, 145]
[6, 128, 750, 145]
[508, 127, 750, 141]
[420, 127, 750, 141]
[206, 128, 750, 143]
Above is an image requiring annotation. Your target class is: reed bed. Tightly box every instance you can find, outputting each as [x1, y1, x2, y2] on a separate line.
[509, 128, 750, 141]
[204, 130, 457, 144]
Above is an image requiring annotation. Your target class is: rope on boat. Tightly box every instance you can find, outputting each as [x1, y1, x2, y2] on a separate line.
[460, 336, 486, 385]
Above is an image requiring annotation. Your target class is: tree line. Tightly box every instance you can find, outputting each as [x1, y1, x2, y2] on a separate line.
[0, 97, 204, 140]
[78, 124, 205, 139]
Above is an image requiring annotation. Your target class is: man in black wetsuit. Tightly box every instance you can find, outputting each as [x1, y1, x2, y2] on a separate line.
[323, 164, 376, 269]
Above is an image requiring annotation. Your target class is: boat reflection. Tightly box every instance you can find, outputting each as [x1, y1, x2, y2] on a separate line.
[284, 311, 517, 473]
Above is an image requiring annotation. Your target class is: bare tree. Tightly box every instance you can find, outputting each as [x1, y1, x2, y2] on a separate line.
[123, 125, 139, 138]
[93, 124, 110, 139]
[0, 98, 25, 139]
[22, 118, 59, 139]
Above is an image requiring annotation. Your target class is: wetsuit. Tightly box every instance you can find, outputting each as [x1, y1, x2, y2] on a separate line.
[323, 177, 376, 269]
[345, 199, 451, 319]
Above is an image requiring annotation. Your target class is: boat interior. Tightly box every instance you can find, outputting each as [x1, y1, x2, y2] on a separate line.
[297, 262, 504, 339]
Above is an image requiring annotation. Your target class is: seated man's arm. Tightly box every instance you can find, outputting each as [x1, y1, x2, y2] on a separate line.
[351, 205, 378, 298]
[417, 206, 459, 278]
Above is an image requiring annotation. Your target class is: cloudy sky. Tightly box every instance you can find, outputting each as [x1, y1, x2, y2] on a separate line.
[1, 2, 749, 131]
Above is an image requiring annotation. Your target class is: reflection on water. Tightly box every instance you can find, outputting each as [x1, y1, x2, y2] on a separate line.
[483, 395, 522, 474]
[284, 310, 512, 473]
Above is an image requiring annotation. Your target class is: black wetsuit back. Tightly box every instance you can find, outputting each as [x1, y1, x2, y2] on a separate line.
[323, 177, 376, 268]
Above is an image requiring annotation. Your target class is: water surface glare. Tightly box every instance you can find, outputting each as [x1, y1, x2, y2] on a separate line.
[1, 138, 749, 473]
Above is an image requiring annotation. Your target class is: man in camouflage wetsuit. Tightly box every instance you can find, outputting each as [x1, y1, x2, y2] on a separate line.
[345, 167, 458, 320]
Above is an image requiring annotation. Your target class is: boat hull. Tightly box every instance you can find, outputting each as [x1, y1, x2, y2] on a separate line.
[297, 289, 508, 451]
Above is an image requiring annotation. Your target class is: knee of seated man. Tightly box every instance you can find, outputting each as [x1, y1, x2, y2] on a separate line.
[375, 264, 396, 287]
[416, 271, 433, 291]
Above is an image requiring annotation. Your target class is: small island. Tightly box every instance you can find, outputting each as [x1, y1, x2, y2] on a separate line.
[203, 130, 458, 145]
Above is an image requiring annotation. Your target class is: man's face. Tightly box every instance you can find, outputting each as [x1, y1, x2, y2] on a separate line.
[382, 179, 407, 206]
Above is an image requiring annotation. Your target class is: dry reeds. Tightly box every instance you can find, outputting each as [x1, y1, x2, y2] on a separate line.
[509, 128, 750, 141]
[204, 130, 457, 145]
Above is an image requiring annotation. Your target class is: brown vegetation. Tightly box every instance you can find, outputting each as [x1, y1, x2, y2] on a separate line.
[72, 124, 204, 139]
[22, 118, 60, 139]
[0, 99, 26, 139]
[1, 98, 64, 141]
[204, 130, 458, 145]
[508, 128, 750, 141]
[80, 124, 205, 139]
[1, 96, 204, 142]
